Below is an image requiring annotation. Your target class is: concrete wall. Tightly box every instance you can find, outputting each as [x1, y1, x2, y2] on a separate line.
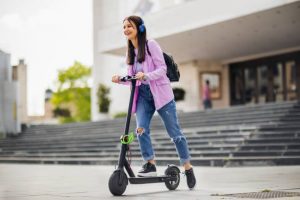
[13, 60, 28, 124]
[97, 0, 299, 53]
[0, 51, 9, 135]
[3, 81, 20, 134]
[0, 50, 20, 136]
[92, 0, 128, 120]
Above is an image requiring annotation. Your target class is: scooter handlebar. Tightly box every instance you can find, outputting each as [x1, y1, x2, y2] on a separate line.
[120, 75, 137, 82]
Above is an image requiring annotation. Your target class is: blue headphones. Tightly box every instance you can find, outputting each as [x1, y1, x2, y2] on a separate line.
[139, 19, 145, 33]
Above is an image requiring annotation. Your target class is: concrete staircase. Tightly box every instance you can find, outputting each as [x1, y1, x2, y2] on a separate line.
[0, 101, 299, 166]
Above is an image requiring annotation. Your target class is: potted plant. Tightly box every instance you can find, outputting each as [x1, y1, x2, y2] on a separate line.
[173, 88, 186, 101]
[97, 83, 111, 120]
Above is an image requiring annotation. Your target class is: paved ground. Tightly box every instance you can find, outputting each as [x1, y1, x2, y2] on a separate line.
[0, 164, 300, 200]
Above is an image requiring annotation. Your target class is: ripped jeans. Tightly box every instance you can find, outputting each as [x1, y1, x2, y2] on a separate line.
[136, 84, 191, 165]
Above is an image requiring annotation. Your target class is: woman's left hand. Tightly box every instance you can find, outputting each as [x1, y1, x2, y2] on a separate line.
[135, 72, 145, 80]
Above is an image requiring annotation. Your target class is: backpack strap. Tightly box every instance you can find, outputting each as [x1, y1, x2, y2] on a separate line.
[146, 40, 152, 56]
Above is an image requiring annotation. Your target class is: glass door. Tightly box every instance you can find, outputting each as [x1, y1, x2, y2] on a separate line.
[257, 65, 269, 103]
[230, 51, 300, 106]
[273, 63, 284, 102]
[244, 67, 257, 105]
[230, 66, 244, 105]
[285, 61, 297, 101]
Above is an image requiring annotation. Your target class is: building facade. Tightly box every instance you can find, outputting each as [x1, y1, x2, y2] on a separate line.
[0, 50, 20, 136]
[92, 0, 300, 120]
[12, 59, 28, 124]
[26, 89, 58, 125]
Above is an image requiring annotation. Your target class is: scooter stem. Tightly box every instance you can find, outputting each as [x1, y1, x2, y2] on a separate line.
[124, 78, 136, 136]
[117, 78, 137, 171]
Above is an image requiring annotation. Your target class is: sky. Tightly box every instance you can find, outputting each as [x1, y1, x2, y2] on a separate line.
[0, 0, 93, 116]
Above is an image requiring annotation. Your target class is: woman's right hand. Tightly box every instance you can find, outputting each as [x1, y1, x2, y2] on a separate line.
[112, 75, 120, 83]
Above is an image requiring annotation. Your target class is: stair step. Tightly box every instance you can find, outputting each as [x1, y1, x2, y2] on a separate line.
[1, 101, 299, 166]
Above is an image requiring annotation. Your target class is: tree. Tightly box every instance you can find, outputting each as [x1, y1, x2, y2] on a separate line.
[51, 61, 91, 123]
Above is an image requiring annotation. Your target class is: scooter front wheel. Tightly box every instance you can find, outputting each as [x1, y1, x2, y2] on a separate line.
[164, 165, 180, 190]
[108, 169, 128, 196]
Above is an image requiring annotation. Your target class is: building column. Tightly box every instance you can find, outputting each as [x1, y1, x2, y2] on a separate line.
[296, 59, 300, 101]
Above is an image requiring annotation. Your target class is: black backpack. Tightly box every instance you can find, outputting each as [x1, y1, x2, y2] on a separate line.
[163, 52, 180, 82]
[146, 42, 180, 82]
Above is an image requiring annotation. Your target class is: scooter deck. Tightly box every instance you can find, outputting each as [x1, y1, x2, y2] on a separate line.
[129, 175, 177, 184]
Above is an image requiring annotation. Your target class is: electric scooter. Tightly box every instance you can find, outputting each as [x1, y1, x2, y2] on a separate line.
[108, 75, 181, 196]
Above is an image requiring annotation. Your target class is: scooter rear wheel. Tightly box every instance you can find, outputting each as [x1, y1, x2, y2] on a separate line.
[108, 169, 128, 196]
[164, 166, 180, 190]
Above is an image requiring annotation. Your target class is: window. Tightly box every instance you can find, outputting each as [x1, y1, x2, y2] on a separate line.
[200, 72, 222, 99]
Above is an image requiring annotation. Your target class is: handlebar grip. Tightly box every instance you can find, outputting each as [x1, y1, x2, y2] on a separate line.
[120, 77, 127, 82]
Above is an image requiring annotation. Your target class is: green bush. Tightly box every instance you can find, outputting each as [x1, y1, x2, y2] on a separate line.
[53, 107, 71, 117]
[173, 88, 186, 101]
[97, 83, 111, 113]
[113, 112, 127, 119]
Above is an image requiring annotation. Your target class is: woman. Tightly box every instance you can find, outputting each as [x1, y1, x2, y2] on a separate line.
[112, 15, 196, 189]
[203, 80, 212, 109]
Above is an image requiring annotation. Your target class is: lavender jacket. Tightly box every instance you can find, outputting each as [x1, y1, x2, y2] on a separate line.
[122, 39, 174, 113]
